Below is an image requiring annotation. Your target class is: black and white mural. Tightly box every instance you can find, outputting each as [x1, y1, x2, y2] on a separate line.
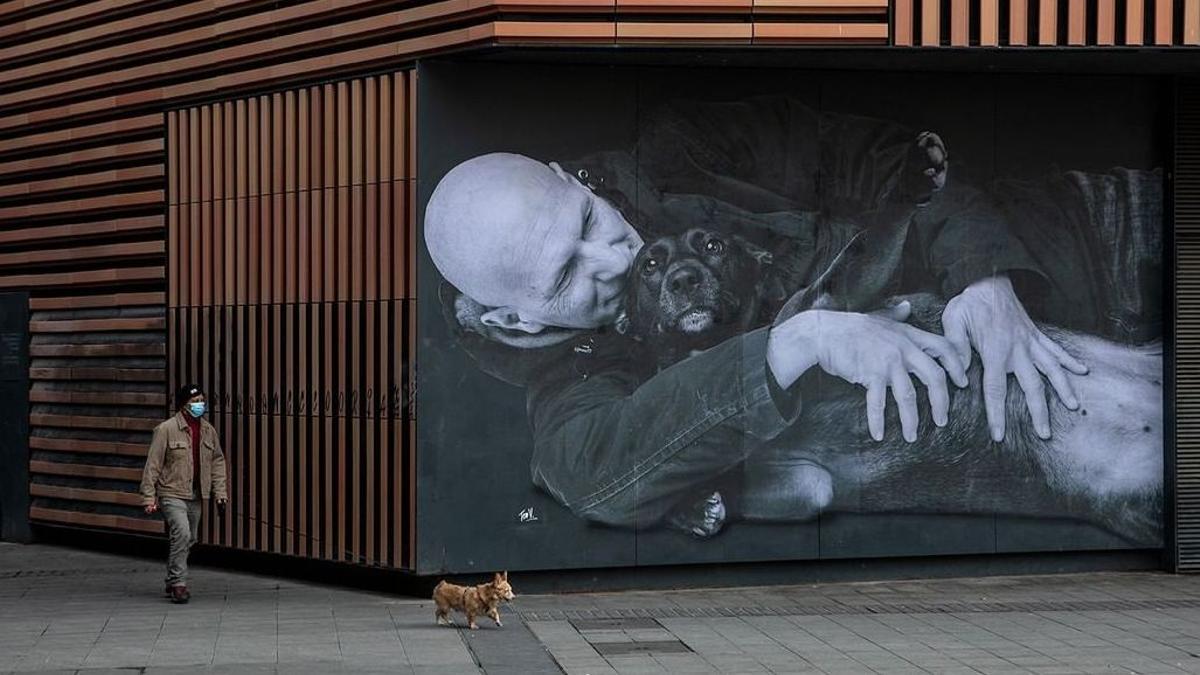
[415, 64, 1165, 573]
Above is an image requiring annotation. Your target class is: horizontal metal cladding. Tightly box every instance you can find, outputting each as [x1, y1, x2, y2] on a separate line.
[1178, 80, 1200, 573]
[893, 0, 1200, 46]
[167, 74, 417, 569]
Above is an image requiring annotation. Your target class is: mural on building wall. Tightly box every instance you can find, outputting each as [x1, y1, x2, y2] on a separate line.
[416, 65, 1164, 573]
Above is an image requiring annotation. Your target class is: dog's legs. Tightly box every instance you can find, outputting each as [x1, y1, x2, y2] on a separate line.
[467, 611, 478, 630]
[435, 606, 453, 626]
[488, 608, 503, 627]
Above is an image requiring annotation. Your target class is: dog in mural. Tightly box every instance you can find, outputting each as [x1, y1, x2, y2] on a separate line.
[624, 227, 1163, 545]
[433, 572, 516, 629]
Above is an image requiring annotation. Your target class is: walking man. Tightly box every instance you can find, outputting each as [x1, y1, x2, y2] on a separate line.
[139, 384, 227, 604]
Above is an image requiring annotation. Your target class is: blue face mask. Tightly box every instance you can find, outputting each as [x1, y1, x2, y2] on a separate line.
[188, 401, 206, 418]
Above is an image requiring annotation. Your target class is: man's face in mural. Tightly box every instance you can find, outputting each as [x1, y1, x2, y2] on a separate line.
[426, 153, 643, 332]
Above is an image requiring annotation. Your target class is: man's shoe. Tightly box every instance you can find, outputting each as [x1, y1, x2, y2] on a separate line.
[169, 585, 190, 604]
[164, 584, 174, 598]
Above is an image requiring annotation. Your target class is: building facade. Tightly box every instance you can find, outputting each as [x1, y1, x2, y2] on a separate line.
[0, 0, 1197, 577]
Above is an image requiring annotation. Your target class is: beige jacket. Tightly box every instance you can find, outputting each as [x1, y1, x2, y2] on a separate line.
[139, 412, 228, 505]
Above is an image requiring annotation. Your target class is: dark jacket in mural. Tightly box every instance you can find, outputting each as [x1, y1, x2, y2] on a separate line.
[441, 96, 1161, 527]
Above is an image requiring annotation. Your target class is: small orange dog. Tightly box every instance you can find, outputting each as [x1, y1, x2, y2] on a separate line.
[433, 571, 515, 629]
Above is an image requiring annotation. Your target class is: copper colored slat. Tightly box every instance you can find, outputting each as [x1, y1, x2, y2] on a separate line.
[30, 390, 165, 406]
[407, 73, 417, 299]
[1155, 0, 1172, 43]
[1097, 0, 1116, 44]
[366, 301, 376, 563]
[1127, 0, 1145, 44]
[30, 413, 159, 431]
[29, 343, 164, 357]
[921, 0, 939, 44]
[979, 0, 998, 44]
[615, 22, 751, 40]
[0, 265, 163, 290]
[29, 437, 147, 457]
[31, 367, 163, 382]
[272, 94, 284, 304]
[29, 291, 163, 310]
[350, 301, 361, 561]
[30, 317, 165, 333]
[214, 105, 226, 305]
[324, 301, 334, 560]
[30, 456, 144, 478]
[286, 176, 297, 305]
[30, 507, 162, 535]
[235, 307, 245, 549]
[1068, 0, 1085, 43]
[0, 239, 163, 268]
[1037, 0, 1057, 43]
[752, 21, 888, 40]
[1187, 0, 1200, 43]
[950, 0, 968, 44]
[236, 100, 248, 305]
[299, 303, 309, 552]
[247, 305, 258, 552]
[337, 302, 348, 561]
[0, 190, 164, 223]
[0, 165, 162, 200]
[351, 79, 364, 189]
[379, 78, 393, 302]
[30, 483, 143, 507]
[200, 106, 212, 204]
[893, 0, 913, 44]
[299, 192, 310, 305]
[273, 303, 283, 554]
[0, 216, 161, 246]
[216, 190, 229, 308]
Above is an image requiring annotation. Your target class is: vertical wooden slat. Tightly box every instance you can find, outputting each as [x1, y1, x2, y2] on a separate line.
[951, 0, 969, 45]
[236, 99, 248, 307]
[213, 104, 225, 315]
[1038, 0, 1058, 44]
[1127, 0, 1145, 45]
[1009, 0, 1029, 44]
[407, 73, 418, 302]
[980, 0, 998, 45]
[379, 75, 394, 304]
[1067, 0, 1085, 43]
[1155, 0, 1173, 43]
[894, 0, 913, 44]
[921, 0, 939, 44]
[1186, 0, 1200, 44]
[1097, 0, 1116, 44]
[168, 111, 179, 310]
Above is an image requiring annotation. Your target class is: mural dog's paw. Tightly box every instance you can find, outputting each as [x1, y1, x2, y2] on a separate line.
[667, 490, 727, 538]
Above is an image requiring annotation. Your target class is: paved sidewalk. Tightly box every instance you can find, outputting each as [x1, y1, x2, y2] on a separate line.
[4, 542, 1200, 674]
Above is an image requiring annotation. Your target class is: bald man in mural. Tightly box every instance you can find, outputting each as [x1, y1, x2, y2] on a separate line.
[424, 96, 1163, 543]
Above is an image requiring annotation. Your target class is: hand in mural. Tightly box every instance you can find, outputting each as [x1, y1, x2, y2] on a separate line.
[769, 301, 967, 444]
[942, 275, 1088, 442]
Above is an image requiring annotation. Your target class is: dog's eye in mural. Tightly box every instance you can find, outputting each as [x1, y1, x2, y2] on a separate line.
[641, 256, 661, 276]
[420, 71, 1164, 572]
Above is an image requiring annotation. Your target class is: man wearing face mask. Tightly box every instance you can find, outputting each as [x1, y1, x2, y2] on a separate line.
[139, 384, 228, 604]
